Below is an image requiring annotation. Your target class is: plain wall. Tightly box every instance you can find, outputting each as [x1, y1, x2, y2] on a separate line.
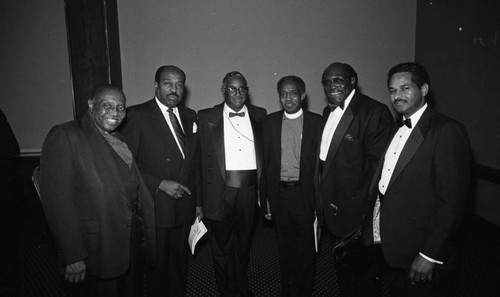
[118, 0, 416, 115]
[415, 0, 500, 226]
[0, 0, 73, 154]
[0, 0, 416, 152]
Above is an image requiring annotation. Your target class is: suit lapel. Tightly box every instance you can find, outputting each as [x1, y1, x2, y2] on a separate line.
[149, 100, 184, 159]
[210, 104, 226, 181]
[300, 112, 313, 168]
[368, 124, 399, 196]
[321, 101, 355, 182]
[82, 114, 126, 194]
[271, 112, 283, 166]
[248, 106, 264, 179]
[386, 109, 431, 191]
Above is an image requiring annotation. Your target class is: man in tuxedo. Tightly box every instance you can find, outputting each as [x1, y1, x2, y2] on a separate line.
[260, 76, 322, 296]
[359, 62, 471, 297]
[40, 85, 156, 297]
[314, 62, 393, 295]
[120, 65, 201, 296]
[198, 71, 266, 297]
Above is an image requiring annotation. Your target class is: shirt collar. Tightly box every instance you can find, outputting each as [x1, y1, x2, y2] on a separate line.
[404, 103, 428, 128]
[224, 103, 248, 115]
[155, 97, 178, 114]
[284, 108, 303, 119]
[342, 89, 355, 110]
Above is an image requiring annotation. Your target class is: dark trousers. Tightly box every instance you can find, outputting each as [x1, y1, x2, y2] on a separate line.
[351, 245, 458, 297]
[209, 185, 257, 297]
[146, 224, 190, 297]
[68, 215, 143, 297]
[275, 186, 315, 297]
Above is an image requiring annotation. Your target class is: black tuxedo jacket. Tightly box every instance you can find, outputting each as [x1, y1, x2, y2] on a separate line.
[314, 91, 393, 237]
[40, 114, 156, 278]
[121, 99, 199, 228]
[197, 103, 267, 220]
[362, 107, 471, 269]
[260, 110, 322, 217]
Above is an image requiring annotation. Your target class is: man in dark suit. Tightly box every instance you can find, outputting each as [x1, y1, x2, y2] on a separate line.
[260, 76, 322, 296]
[359, 62, 471, 297]
[314, 62, 393, 295]
[40, 85, 156, 297]
[198, 71, 266, 297]
[120, 65, 201, 297]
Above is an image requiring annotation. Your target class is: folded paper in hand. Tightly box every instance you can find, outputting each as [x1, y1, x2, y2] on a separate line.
[314, 216, 321, 252]
[188, 217, 207, 255]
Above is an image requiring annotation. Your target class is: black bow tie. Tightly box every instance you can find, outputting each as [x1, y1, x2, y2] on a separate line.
[397, 118, 412, 128]
[229, 112, 245, 118]
[329, 102, 344, 111]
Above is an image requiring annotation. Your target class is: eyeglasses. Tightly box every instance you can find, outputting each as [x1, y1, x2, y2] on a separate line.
[321, 77, 347, 88]
[225, 86, 249, 95]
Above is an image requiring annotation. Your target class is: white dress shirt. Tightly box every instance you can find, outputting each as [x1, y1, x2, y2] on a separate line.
[319, 89, 355, 161]
[155, 98, 185, 159]
[223, 104, 257, 170]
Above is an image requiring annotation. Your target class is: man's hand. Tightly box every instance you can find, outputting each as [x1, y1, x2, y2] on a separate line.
[158, 180, 191, 199]
[196, 206, 203, 220]
[64, 261, 86, 283]
[409, 254, 435, 284]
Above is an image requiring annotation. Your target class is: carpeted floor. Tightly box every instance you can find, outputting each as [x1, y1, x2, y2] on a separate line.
[7, 192, 339, 297]
[2, 183, 500, 297]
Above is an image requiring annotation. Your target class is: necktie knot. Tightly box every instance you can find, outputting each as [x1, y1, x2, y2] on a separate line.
[397, 118, 412, 128]
[229, 112, 245, 117]
[329, 102, 344, 111]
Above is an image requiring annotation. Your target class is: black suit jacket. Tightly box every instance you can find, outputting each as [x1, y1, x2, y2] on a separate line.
[121, 99, 199, 228]
[362, 107, 471, 269]
[260, 110, 322, 217]
[197, 103, 267, 220]
[314, 91, 393, 237]
[40, 113, 156, 278]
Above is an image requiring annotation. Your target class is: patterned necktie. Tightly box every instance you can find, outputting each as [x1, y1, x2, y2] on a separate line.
[167, 108, 185, 153]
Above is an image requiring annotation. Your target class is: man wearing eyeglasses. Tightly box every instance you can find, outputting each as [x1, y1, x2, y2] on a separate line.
[314, 62, 393, 296]
[120, 66, 201, 297]
[197, 71, 266, 297]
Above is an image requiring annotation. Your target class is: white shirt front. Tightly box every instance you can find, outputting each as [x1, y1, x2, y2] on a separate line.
[223, 104, 257, 170]
[155, 98, 185, 159]
[319, 89, 356, 161]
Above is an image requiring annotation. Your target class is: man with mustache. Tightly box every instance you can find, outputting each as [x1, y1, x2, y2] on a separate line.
[40, 85, 156, 296]
[197, 71, 266, 297]
[359, 63, 471, 297]
[120, 66, 201, 296]
[314, 62, 393, 296]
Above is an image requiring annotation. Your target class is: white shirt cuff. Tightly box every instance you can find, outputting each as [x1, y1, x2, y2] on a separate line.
[419, 252, 443, 265]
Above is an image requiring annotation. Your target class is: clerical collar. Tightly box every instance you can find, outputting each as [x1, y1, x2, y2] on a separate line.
[284, 108, 303, 119]
[403, 103, 428, 127]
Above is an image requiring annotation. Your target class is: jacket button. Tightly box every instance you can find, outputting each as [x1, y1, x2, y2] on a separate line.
[166, 158, 171, 162]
